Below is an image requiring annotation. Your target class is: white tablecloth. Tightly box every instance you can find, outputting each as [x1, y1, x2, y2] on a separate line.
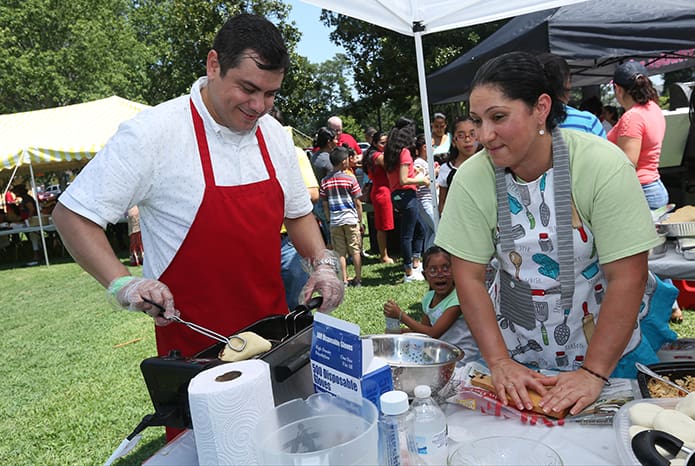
[143, 403, 625, 465]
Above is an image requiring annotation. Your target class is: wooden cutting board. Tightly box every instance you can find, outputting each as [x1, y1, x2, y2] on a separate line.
[470, 372, 570, 419]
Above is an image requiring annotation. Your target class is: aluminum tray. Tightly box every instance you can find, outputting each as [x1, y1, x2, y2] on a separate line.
[656, 213, 695, 237]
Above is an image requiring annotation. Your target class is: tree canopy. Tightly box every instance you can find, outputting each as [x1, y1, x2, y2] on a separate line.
[320, 11, 504, 132]
[0, 0, 502, 136]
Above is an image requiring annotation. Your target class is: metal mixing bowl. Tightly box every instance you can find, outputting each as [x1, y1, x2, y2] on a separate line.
[365, 334, 464, 397]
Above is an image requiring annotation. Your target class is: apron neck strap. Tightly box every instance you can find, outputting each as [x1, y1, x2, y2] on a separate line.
[495, 128, 574, 312]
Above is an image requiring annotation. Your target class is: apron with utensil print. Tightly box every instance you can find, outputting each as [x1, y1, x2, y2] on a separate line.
[491, 129, 644, 371]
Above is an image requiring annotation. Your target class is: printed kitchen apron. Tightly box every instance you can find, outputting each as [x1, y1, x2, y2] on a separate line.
[491, 129, 654, 374]
[156, 99, 286, 358]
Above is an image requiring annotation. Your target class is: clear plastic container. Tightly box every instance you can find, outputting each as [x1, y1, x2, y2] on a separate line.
[255, 393, 379, 465]
[379, 390, 424, 466]
[411, 385, 448, 465]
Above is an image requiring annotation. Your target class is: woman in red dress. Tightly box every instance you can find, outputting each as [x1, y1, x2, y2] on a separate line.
[363, 131, 394, 263]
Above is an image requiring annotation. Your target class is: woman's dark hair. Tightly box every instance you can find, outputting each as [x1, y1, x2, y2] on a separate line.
[213, 13, 290, 76]
[384, 117, 416, 172]
[620, 76, 659, 105]
[470, 51, 566, 130]
[363, 130, 386, 175]
[423, 245, 451, 269]
[414, 134, 427, 158]
[314, 127, 336, 149]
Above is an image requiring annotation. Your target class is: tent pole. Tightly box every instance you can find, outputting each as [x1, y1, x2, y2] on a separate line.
[26, 152, 50, 266]
[414, 30, 439, 227]
[2, 163, 21, 211]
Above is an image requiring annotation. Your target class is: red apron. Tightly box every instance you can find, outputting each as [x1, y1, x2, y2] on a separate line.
[155, 99, 287, 358]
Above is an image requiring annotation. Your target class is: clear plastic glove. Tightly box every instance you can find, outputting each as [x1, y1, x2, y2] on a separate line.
[300, 264, 345, 312]
[107, 276, 179, 326]
[299, 250, 344, 313]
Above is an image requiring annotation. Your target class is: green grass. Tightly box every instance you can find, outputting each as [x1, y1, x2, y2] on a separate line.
[0, 245, 693, 465]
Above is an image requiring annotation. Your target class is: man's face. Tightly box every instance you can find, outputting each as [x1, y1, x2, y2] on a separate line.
[328, 122, 342, 135]
[204, 50, 284, 132]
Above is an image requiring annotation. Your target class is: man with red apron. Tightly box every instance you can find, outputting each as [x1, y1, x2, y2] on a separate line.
[53, 13, 344, 440]
[154, 101, 287, 356]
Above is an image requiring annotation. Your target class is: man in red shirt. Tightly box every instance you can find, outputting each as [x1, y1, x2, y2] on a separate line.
[328, 116, 362, 155]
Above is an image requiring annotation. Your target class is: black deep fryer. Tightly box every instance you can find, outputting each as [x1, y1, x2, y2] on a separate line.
[137, 299, 319, 431]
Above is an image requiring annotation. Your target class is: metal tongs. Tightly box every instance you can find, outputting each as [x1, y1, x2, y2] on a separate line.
[142, 298, 246, 352]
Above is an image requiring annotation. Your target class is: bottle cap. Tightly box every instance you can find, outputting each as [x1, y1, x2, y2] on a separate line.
[414, 385, 431, 399]
[380, 390, 409, 415]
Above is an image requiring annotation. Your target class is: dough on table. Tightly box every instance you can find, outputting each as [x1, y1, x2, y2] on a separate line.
[653, 409, 695, 443]
[628, 424, 649, 438]
[675, 392, 695, 418]
[629, 402, 665, 427]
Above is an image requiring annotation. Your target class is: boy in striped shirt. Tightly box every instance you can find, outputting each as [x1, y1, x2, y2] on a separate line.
[320, 146, 364, 287]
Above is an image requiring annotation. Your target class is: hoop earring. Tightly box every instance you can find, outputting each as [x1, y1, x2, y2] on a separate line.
[538, 128, 546, 136]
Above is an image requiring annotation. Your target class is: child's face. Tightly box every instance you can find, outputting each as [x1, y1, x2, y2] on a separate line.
[424, 253, 454, 295]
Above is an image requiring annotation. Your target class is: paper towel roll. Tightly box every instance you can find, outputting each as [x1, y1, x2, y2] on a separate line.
[188, 359, 274, 466]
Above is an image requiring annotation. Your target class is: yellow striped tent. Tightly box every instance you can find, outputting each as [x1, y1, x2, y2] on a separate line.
[0, 96, 150, 172]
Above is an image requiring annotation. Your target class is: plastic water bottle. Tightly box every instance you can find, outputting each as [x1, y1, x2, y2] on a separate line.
[378, 390, 424, 466]
[411, 385, 448, 465]
[385, 315, 401, 333]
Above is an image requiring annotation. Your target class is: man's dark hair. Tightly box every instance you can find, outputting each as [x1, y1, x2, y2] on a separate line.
[330, 146, 350, 167]
[213, 13, 290, 76]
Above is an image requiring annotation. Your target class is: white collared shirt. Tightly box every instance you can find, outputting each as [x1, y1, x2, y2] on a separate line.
[60, 77, 311, 278]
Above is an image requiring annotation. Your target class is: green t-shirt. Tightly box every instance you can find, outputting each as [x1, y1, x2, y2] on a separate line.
[436, 129, 660, 264]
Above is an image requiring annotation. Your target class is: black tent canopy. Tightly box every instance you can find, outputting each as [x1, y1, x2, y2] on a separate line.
[428, 0, 695, 104]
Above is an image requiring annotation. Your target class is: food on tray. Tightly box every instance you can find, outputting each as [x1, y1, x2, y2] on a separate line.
[628, 424, 648, 438]
[662, 205, 695, 223]
[625, 397, 695, 460]
[653, 409, 695, 443]
[647, 374, 695, 398]
[676, 392, 695, 418]
[218, 331, 271, 362]
[628, 402, 663, 427]
[627, 396, 695, 441]
[469, 372, 570, 419]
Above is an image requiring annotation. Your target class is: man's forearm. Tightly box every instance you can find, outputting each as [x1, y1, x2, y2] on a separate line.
[285, 213, 326, 260]
[53, 203, 130, 287]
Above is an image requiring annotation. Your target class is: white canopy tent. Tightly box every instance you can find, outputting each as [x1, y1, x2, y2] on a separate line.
[298, 0, 590, 222]
[0, 96, 150, 265]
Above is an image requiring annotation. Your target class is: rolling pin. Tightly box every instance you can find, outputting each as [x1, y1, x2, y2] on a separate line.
[470, 372, 570, 419]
